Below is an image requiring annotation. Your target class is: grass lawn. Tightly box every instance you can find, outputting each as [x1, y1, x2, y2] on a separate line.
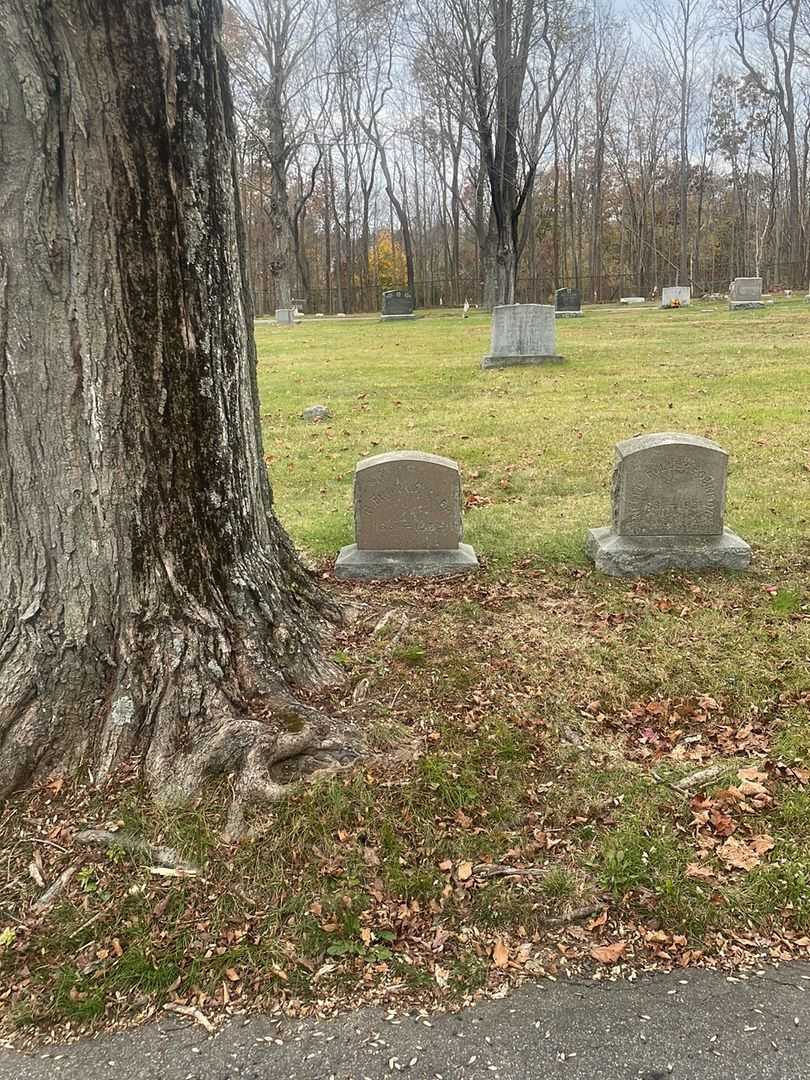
[257, 298, 810, 566]
[2, 300, 810, 1041]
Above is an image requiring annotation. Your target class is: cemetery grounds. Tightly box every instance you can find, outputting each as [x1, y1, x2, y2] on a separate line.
[2, 299, 810, 1042]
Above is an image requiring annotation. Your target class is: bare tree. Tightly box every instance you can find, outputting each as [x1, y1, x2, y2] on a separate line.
[414, 0, 576, 306]
[229, 0, 329, 307]
[733, 0, 804, 279]
[587, 0, 628, 301]
[350, 3, 418, 299]
[635, 0, 713, 285]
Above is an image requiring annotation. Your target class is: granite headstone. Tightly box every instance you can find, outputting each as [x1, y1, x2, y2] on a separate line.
[381, 289, 418, 321]
[586, 432, 751, 575]
[661, 286, 691, 308]
[334, 451, 479, 580]
[481, 304, 563, 368]
[729, 278, 764, 310]
[555, 287, 583, 318]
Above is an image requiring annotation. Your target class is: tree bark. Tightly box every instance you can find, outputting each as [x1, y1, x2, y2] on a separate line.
[0, 0, 345, 834]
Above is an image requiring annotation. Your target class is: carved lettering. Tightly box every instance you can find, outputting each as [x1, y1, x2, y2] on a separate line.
[354, 452, 463, 551]
[616, 452, 723, 537]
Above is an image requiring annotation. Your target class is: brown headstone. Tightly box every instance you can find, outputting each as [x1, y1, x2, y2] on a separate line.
[354, 451, 462, 551]
[334, 450, 478, 580]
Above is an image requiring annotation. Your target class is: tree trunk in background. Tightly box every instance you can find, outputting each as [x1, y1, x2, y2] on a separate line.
[0, 0, 347, 834]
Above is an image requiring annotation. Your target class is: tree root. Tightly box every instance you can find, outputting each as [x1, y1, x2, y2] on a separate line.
[1, 606, 360, 838]
[73, 829, 200, 873]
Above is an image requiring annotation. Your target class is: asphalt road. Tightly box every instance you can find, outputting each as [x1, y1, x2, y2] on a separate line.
[3, 963, 810, 1080]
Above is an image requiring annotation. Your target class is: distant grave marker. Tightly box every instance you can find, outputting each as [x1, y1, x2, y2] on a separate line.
[555, 287, 583, 318]
[334, 451, 479, 580]
[586, 433, 751, 576]
[381, 289, 419, 321]
[729, 278, 764, 310]
[661, 286, 691, 308]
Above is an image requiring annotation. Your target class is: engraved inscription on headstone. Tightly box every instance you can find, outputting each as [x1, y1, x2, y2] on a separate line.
[335, 451, 478, 580]
[555, 287, 583, 318]
[587, 433, 751, 576]
[482, 304, 564, 368]
[612, 435, 724, 536]
[355, 452, 461, 551]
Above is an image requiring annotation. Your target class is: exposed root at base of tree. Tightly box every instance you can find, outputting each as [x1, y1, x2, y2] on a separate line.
[0, 578, 360, 837]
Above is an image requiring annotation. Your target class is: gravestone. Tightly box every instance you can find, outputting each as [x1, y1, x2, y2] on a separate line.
[586, 432, 751, 576]
[555, 287, 583, 318]
[620, 296, 645, 305]
[729, 278, 764, 310]
[276, 308, 295, 325]
[334, 451, 478, 580]
[661, 286, 691, 308]
[481, 305, 563, 368]
[302, 404, 331, 423]
[381, 289, 419, 321]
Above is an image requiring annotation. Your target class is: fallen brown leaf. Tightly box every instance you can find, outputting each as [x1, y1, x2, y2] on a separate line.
[590, 941, 626, 964]
[686, 862, 717, 880]
[718, 836, 761, 871]
[492, 939, 509, 968]
[749, 834, 776, 855]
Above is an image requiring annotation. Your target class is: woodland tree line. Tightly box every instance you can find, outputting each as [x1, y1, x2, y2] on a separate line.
[226, 0, 810, 313]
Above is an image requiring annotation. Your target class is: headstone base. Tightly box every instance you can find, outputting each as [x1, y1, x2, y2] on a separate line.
[586, 527, 752, 577]
[555, 311, 583, 318]
[481, 353, 564, 369]
[380, 314, 423, 322]
[334, 543, 478, 581]
[729, 301, 765, 311]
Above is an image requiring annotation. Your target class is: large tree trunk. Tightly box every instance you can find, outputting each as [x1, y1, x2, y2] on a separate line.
[0, 0, 346, 834]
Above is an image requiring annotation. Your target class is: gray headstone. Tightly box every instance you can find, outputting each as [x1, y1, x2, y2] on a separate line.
[555, 287, 583, 318]
[302, 404, 331, 423]
[381, 289, 418, 320]
[334, 451, 478, 580]
[729, 278, 764, 310]
[482, 305, 563, 368]
[660, 286, 691, 308]
[586, 432, 751, 576]
[276, 308, 294, 325]
[620, 296, 645, 305]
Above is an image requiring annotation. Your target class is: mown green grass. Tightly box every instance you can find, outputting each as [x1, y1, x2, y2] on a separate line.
[256, 299, 810, 567]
